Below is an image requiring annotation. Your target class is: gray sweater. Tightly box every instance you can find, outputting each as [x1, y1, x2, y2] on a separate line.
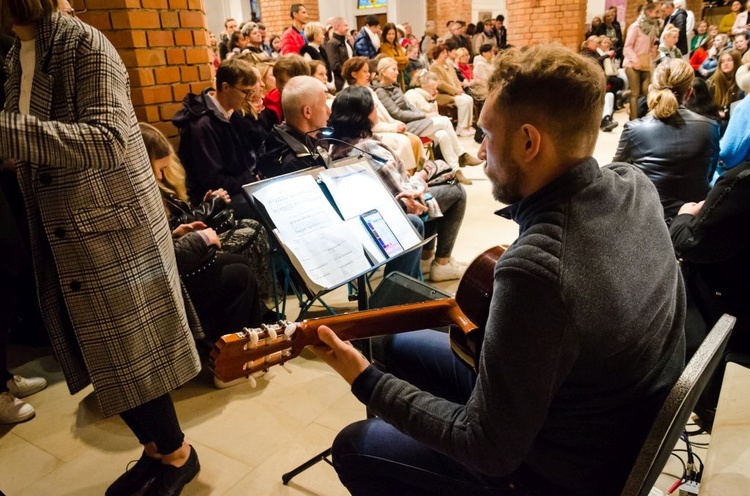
[353, 159, 686, 495]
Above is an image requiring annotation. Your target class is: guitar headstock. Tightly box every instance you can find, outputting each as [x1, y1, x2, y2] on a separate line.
[209, 320, 310, 383]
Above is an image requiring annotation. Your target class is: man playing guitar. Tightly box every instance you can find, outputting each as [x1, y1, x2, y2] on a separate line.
[311, 43, 686, 495]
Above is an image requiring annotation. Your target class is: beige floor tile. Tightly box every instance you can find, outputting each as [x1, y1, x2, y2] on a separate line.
[0, 431, 60, 494]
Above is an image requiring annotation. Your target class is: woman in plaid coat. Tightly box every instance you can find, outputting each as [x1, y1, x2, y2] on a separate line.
[0, 2, 200, 494]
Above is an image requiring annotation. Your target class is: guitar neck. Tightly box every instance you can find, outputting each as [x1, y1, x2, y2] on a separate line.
[297, 298, 476, 345]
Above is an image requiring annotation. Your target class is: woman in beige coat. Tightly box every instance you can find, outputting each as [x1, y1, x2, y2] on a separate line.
[429, 43, 475, 136]
[0, 2, 200, 494]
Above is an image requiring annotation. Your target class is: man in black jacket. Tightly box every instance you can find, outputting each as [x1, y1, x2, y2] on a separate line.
[662, 1, 688, 56]
[173, 58, 259, 218]
[325, 17, 352, 92]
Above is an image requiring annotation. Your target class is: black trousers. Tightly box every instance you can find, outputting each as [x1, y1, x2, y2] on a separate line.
[119, 393, 184, 455]
[184, 252, 263, 341]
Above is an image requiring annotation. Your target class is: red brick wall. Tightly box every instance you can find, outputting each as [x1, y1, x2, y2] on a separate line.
[426, 0, 472, 37]
[75, 0, 214, 143]
[261, 0, 320, 39]
[507, 0, 587, 51]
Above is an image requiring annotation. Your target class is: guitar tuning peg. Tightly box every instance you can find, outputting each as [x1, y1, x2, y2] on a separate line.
[267, 328, 278, 340]
[248, 376, 257, 388]
[284, 323, 296, 337]
[249, 330, 259, 347]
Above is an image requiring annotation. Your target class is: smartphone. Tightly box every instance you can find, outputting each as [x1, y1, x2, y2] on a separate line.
[360, 209, 404, 258]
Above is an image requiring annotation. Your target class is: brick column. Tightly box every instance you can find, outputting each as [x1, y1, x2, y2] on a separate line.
[426, 0, 471, 37]
[506, 0, 587, 51]
[76, 0, 214, 143]
[260, 0, 319, 41]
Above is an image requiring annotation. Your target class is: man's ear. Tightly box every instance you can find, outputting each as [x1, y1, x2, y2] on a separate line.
[302, 104, 312, 120]
[520, 124, 541, 162]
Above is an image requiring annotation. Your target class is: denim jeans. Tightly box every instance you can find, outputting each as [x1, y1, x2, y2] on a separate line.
[332, 330, 508, 496]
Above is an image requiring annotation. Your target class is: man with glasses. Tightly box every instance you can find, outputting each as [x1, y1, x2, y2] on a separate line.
[173, 58, 259, 218]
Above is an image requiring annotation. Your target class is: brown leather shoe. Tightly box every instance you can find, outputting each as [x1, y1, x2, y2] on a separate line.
[454, 169, 472, 185]
[458, 153, 483, 167]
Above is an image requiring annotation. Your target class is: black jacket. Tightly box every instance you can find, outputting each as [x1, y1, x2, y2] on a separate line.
[670, 160, 750, 329]
[613, 107, 720, 220]
[325, 34, 350, 91]
[173, 89, 259, 201]
[256, 123, 327, 179]
[666, 8, 689, 56]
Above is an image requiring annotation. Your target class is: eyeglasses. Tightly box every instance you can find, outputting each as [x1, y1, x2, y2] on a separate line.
[233, 86, 254, 99]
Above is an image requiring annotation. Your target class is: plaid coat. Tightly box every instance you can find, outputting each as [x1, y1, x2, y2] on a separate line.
[0, 13, 201, 416]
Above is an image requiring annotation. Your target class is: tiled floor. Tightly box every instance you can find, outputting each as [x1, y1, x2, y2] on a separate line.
[2, 108, 704, 495]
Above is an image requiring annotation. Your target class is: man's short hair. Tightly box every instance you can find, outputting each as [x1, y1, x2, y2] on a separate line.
[257, 23, 266, 30]
[332, 16, 347, 30]
[495, 14, 505, 22]
[479, 44, 494, 55]
[282, 75, 326, 120]
[224, 18, 236, 28]
[366, 15, 380, 27]
[272, 54, 311, 81]
[662, 1, 675, 8]
[290, 3, 305, 19]
[487, 44, 604, 155]
[216, 58, 257, 89]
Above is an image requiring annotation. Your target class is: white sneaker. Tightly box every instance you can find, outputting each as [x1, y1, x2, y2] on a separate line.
[7, 375, 47, 398]
[429, 259, 465, 282]
[0, 391, 35, 424]
[420, 258, 433, 277]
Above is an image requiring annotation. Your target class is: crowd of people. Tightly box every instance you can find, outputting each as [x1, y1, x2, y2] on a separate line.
[1, 1, 748, 495]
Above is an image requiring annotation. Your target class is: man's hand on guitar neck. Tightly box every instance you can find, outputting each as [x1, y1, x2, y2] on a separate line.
[310, 325, 370, 385]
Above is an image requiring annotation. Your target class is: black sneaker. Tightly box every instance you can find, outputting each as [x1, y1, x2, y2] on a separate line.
[106, 451, 161, 496]
[600, 116, 618, 132]
[144, 445, 200, 496]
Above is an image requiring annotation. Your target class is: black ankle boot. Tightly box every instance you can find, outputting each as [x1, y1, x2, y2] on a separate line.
[106, 451, 161, 496]
[144, 445, 200, 496]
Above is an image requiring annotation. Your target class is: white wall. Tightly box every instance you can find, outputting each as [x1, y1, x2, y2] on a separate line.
[472, 0, 507, 24]
[204, 0, 247, 37]
[587, 0, 607, 23]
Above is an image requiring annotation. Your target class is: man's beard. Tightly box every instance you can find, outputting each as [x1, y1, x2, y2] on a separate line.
[489, 159, 523, 205]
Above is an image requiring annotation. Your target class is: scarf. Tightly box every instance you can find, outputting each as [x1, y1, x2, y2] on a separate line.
[638, 13, 661, 39]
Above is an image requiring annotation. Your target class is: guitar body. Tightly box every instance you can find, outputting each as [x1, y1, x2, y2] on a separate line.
[210, 246, 505, 382]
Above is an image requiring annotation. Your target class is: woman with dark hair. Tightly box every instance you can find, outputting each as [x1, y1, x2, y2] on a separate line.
[429, 43, 475, 135]
[0, 0, 200, 492]
[227, 29, 249, 59]
[379, 23, 409, 77]
[341, 56, 422, 172]
[686, 77, 721, 122]
[613, 59, 720, 220]
[269, 34, 281, 59]
[329, 86, 468, 282]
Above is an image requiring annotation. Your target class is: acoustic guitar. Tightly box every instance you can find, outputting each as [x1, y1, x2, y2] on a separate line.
[209, 246, 504, 383]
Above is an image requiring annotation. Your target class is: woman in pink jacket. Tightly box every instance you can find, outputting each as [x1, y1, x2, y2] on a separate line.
[623, 2, 661, 120]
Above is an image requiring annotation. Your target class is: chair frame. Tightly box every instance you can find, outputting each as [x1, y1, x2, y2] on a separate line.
[620, 314, 736, 496]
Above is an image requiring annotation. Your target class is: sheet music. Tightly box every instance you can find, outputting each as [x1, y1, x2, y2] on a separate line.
[254, 175, 371, 291]
[319, 162, 421, 249]
[319, 163, 393, 219]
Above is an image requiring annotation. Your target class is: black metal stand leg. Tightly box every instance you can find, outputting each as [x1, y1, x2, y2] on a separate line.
[281, 447, 333, 485]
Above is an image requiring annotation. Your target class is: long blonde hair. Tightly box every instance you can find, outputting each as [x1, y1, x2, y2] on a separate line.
[648, 58, 693, 119]
[138, 122, 189, 203]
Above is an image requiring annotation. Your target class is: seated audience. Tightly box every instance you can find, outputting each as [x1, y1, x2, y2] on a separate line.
[686, 77, 721, 122]
[308, 60, 335, 102]
[315, 44, 685, 496]
[733, 33, 749, 61]
[263, 53, 310, 126]
[257, 76, 330, 178]
[581, 36, 620, 132]
[708, 49, 743, 130]
[240, 22, 270, 63]
[226, 30, 250, 60]
[404, 43, 425, 86]
[712, 64, 750, 183]
[374, 57, 482, 174]
[269, 35, 281, 59]
[342, 56, 423, 172]
[690, 20, 709, 55]
[472, 44, 494, 85]
[669, 159, 750, 429]
[698, 34, 729, 78]
[329, 86, 468, 282]
[614, 58, 720, 220]
[690, 35, 712, 71]
[430, 43, 475, 136]
[140, 122, 274, 302]
[587, 16, 603, 39]
[719, 0, 742, 34]
[730, 0, 750, 36]
[173, 58, 259, 217]
[455, 48, 474, 87]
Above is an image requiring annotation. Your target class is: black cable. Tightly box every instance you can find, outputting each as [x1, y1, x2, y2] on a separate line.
[669, 452, 688, 481]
